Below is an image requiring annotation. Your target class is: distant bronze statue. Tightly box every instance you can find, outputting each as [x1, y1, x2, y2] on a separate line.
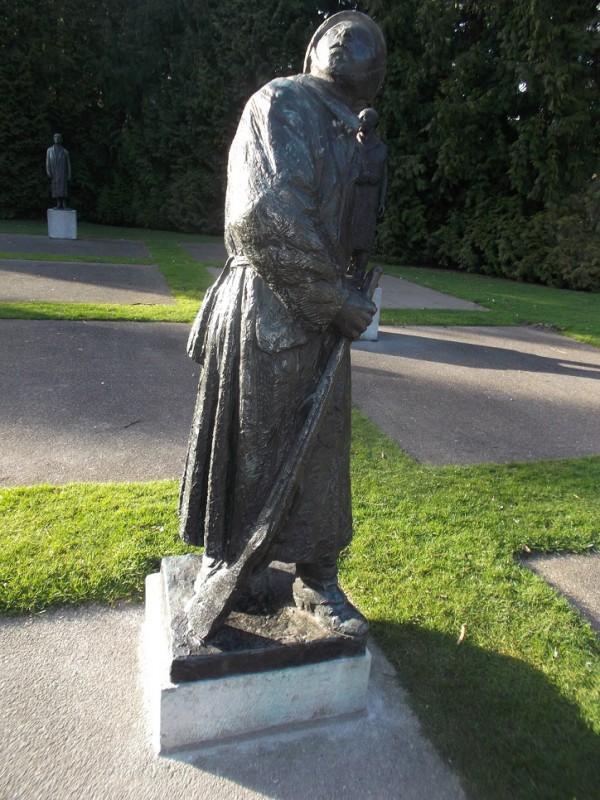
[349, 108, 388, 287]
[46, 133, 71, 209]
[179, 11, 386, 642]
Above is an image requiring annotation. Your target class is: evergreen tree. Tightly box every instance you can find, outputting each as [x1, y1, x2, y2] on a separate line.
[1, 0, 597, 288]
[0, 1, 54, 216]
[0, 0, 130, 218]
[362, 0, 599, 289]
[96, 0, 344, 232]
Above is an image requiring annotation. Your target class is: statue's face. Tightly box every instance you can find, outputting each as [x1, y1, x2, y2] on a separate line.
[53, 134, 62, 145]
[311, 21, 379, 87]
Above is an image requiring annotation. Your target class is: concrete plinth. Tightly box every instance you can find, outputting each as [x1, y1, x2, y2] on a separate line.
[143, 569, 371, 753]
[360, 286, 382, 341]
[47, 208, 77, 239]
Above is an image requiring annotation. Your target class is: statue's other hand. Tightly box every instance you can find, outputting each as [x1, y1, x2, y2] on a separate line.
[332, 291, 376, 340]
[378, 204, 386, 219]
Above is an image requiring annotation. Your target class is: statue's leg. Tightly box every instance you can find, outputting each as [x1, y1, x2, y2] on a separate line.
[293, 559, 369, 638]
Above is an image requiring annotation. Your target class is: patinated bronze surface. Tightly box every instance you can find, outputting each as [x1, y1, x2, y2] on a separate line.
[161, 556, 366, 682]
[178, 12, 387, 642]
[46, 133, 71, 209]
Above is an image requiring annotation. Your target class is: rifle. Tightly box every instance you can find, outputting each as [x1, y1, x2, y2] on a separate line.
[185, 266, 383, 643]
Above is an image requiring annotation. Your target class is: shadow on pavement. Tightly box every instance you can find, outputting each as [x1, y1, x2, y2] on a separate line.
[0, 320, 198, 485]
[356, 329, 600, 379]
[0, 232, 150, 259]
[0, 259, 174, 304]
[350, 360, 600, 464]
[0, 605, 465, 800]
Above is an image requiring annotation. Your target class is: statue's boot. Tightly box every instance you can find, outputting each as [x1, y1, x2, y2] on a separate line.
[292, 574, 369, 639]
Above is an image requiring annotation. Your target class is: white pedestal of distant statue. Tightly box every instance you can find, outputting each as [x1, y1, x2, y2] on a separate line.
[360, 286, 382, 341]
[47, 208, 77, 239]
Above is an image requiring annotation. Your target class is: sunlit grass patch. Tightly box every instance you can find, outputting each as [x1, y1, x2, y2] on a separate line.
[0, 481, 196, 612]
[343, 411, 599, 799]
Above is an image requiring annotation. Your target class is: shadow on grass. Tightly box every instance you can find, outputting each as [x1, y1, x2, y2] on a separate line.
[372, 621, 599, 800]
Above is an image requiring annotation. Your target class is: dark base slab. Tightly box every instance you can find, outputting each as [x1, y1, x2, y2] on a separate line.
[160, 555, 366, 683]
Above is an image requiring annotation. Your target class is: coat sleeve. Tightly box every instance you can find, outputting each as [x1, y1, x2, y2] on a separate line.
[225, 79, 349, 333]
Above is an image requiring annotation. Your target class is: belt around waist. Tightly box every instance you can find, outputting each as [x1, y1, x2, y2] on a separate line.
[227, 255, 250, 269]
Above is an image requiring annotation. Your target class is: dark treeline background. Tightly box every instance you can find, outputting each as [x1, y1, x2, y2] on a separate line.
[1, 0, 598, 289]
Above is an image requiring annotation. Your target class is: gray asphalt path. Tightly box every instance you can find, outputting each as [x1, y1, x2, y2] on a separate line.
[203, 262, 487, 311]
[378, 274, 485, 310]
[0, 259, 174, 304]
[3, 320, 599, 485]
[0, 232, 150, 259]
[352, 325, 600, 464]
[0, 320, 197, 486]
[181, 241, 229, 263]
[0, 603, 466, 800]
[523, 553, 600, 634]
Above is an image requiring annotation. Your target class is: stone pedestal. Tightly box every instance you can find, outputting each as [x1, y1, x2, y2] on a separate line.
[47, 208, 77, 239]
[360, 286, 382, 341]
[142, 556, 371, 753]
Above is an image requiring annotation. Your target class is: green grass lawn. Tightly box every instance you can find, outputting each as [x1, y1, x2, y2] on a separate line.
[379, 263, 600, 347]
[0, 414, 598, 798]
[1, 218, 599, 347]
[346, 415, 599, 800]
[1, 219, 599, 797]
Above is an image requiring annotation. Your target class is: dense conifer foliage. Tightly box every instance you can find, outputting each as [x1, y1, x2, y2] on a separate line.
[0, 0, 339, 230]
[1, 0, 598, 288]
[362, 0, 599, 289]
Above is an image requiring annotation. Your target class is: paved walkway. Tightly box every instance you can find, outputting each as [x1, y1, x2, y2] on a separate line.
[181, 241, 230, 263]
[203, 262, 487, 311]
[0, 605, 464, 800]
[0, 232, 150, 259]
[379, 274, 485, 310]
[353, 325, 600, 464]
[0, 258, 174, 304]
[0, 320, 197, 486]
[523, 553, 600, 635]
[2, 320, 599, 484]
[1, 233, 598, 798]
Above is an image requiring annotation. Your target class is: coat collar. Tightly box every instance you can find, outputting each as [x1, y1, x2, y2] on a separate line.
[293, 75, 360, 136]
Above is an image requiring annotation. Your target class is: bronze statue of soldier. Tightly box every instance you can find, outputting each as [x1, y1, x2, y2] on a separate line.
[179, 11, 387, 642]
[46, 133, 72, 209]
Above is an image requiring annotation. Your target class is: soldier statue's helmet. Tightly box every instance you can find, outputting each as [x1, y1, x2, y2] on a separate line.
[303, 11, 387, 105]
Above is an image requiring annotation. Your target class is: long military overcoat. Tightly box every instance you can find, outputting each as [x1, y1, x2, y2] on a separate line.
[46, 145, 71, 198]
[179, 74, 361, 567]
